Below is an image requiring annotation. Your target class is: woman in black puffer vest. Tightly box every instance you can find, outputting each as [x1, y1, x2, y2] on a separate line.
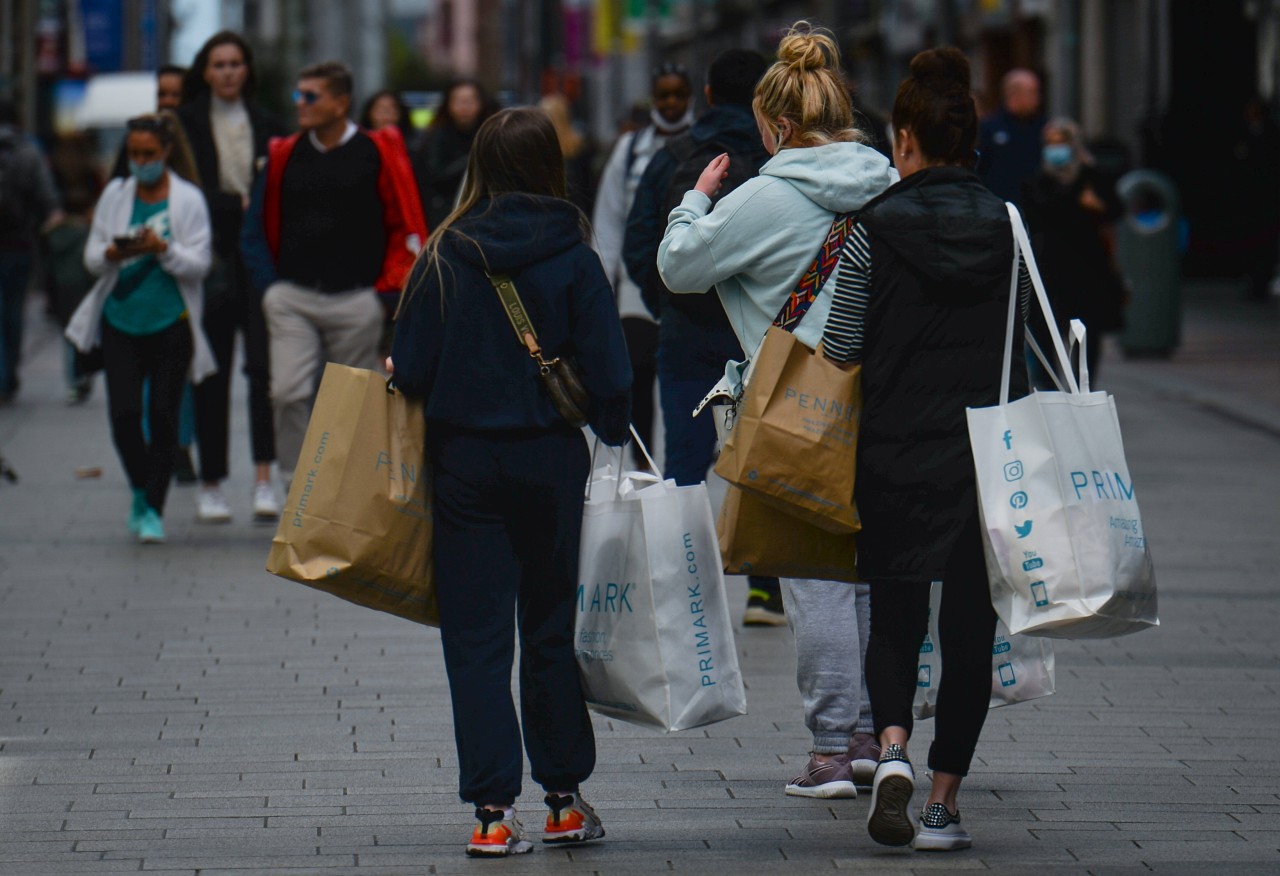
[820, 47, 1031, 852]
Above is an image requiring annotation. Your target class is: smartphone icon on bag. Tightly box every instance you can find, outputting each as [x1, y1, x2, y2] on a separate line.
[998, 662, 1017, 687]
[917, 664, 932, 688]
[1031, 580, 1048, 607]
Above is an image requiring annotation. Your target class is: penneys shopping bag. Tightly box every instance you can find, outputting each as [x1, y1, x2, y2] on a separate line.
[965, 205, 1158, 639]
[576, 431, 747, 732]
[717, 483, 859, 582]
[712, 212, 862, 535]
[266, 363, 438, 626]
[713, 326, 862, 534]
[913, 581, 1055, 720]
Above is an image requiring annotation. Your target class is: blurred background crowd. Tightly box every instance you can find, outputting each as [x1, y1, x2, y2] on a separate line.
[0, 0, 1277, 294]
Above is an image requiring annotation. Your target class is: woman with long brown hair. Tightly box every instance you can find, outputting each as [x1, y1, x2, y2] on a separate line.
[390, 107, 631, 857]
[66, 112, 214, 544]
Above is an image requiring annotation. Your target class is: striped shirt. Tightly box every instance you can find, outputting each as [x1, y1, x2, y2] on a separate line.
[821, 221, 1033, 364]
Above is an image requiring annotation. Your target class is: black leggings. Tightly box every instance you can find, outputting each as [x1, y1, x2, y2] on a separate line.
[864, 512, 998, 777]
[193, 254, 275, 482]
[101, 319, 193, 514]
[622, 317, 657, 455]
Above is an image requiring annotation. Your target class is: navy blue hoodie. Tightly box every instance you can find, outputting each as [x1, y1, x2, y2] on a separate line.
[391, 193, 632, 445]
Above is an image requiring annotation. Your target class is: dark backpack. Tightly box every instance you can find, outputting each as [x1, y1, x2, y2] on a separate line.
[641, 131, 768, 322]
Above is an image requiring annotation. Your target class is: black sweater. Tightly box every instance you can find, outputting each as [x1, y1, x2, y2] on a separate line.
[277, 132, 386, 292]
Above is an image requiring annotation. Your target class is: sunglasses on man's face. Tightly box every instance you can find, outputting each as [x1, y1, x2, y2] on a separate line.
[292, 89, 324, 105]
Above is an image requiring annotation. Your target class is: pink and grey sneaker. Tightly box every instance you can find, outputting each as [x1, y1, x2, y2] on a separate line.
[784, 753, 858, 799]
[847, 732, 882, 788]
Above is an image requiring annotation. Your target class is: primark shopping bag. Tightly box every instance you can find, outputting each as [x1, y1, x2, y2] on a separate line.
[913, 581, 1055, 720]
[266, 364, 438, 626]
[966, 205, 1158, 639]
[575, 433, 747, 732]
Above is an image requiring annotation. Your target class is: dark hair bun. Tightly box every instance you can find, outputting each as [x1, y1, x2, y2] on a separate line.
[909, 47, 970, 91]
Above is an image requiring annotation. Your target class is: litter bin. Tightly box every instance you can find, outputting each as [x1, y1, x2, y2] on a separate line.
[1115, 170, 1181, 357]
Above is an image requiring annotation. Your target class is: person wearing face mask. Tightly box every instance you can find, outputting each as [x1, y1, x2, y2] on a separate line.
[178, 31, 290, 524]
[1021, 118, 1125, 380]
[591, 63, 692, 462]
[65, 113, 215, 544]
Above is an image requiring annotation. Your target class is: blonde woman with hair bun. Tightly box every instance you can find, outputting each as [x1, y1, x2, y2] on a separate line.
[657, 20, 897, 804]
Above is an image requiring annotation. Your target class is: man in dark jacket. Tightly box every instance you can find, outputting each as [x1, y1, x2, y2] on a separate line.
[978, 69, 1044, 205]
[623, 49, 786, 626]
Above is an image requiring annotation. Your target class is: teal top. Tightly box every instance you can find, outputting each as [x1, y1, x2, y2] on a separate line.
[102, 198, 187, 336]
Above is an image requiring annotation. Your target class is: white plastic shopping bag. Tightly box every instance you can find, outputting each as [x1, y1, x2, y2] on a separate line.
[575, 430, 747, 732]
[913, 581, 1055, 719]
[965, 205, 1158, 639]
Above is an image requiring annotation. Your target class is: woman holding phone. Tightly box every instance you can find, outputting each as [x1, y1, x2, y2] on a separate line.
[66, 112, 215, 543]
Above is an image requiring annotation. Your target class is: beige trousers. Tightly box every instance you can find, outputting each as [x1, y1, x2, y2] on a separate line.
[261, 280, 382, 485]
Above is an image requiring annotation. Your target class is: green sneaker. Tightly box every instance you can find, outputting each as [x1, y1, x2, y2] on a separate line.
[128, 490, 147, 534]
[137, 508, 165, 544]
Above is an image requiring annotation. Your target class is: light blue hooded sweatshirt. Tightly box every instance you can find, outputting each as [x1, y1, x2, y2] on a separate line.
[657, 140, 898, 387]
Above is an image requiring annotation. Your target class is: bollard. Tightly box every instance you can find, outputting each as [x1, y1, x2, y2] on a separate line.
[1115, 170, 1182, 358]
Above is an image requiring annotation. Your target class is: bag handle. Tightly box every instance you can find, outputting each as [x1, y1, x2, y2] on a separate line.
[585, 426, 665, 502]
[1068, 318, 1091, 393]
[1004, 203, 1080, 401]
[772, 211, 856, 331]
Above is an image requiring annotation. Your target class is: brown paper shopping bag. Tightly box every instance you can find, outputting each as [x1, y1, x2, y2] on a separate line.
[717, 485, 859, 582]
[266, 363, 438, 626]
[714, 326, 862, 534]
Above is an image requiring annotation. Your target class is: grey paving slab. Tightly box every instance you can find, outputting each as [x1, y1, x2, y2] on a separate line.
[2, 285, 1279, 874]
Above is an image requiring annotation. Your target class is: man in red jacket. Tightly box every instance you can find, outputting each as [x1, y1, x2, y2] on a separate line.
[241, 61, 426, 490]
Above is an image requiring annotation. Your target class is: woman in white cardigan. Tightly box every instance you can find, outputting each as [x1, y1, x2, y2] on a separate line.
[67, 112, 214, 543]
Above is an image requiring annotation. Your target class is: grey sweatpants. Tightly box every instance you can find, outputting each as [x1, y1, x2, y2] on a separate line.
[781, 578, 873, 754]
[261, 280, 383, 487]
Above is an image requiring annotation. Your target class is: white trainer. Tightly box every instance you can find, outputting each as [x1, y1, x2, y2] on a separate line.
[867, 743, 917, 847]
[252, 481, 281, 520]
[913, 802, 972, 851]
[196, 487, 232, 523]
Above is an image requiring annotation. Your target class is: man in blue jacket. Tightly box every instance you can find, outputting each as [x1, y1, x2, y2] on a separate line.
[977, 68, 1045, 205]
[623, 49, 786, 626]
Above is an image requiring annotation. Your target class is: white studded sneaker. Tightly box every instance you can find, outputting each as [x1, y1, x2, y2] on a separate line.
[913, 802, 972, 851]
[867, 743, 917, 847]
[196, 487, 233, 523]
[252, 481, 281, 520]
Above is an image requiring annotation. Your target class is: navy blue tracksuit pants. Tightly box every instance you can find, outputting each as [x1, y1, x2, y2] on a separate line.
[428, 424, 596, 806]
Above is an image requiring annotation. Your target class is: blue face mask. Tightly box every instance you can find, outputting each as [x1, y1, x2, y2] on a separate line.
[1043, 144, 1073, 169]
[129, 159, 166, 185]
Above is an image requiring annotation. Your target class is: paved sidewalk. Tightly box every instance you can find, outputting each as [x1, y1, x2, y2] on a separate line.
[1, 285, 1278, 875]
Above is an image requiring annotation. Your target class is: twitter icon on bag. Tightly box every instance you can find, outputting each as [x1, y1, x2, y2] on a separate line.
[1015, 520, 1033, 539]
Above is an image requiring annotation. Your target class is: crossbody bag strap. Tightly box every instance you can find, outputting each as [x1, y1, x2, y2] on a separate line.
[487, 272, 550, 362]
[772, 211, 856, 332]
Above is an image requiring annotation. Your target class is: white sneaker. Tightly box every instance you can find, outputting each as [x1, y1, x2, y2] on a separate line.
[913, 802, 972, 851]
[196, 487, 232, 523]
[466, 807, 534, 857]
[867, 744, 917, 847]
[252, 481, 281, 520]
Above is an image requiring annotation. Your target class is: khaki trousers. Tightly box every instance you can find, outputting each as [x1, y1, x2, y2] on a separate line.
[262, 280, 382, 485]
